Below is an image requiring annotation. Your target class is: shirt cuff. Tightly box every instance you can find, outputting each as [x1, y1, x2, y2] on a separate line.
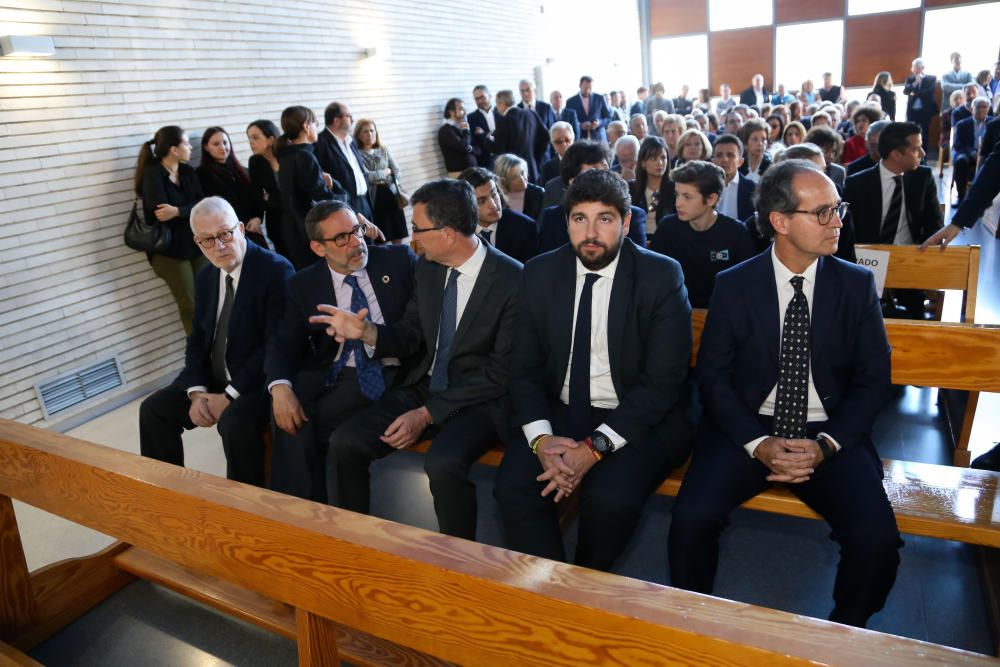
[817, 431, 842, 453]
[522, 420, 553, 448]
[186, 386, 208, 398]
[267, 380, 291, 393]
[363, 343, 376, 358]
[744, 435, 768, 458]
[225, 385, 240, 400]
[596, 423, 627, 451]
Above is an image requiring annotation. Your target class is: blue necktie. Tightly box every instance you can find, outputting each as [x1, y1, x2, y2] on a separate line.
[429, 269, 460, 393]
[568, 273, 600, 439]
[326, 275, 385, 401]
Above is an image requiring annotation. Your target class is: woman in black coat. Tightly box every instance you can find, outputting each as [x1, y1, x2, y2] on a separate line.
[871, 71, 897, 121]
[196, 126, 266, 248]
[438, 97, 477, 176]
[246, 119, 289, 261]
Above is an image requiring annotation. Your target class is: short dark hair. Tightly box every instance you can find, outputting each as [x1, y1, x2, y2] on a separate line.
[670, 160, 725, 200]
[754, 159, 824, 238]
[580, 75, 593, 85]
[805, 125, 844, 160]
[410, 179, 477, 236]
[713, 133, 744, 155]
[304, 200, 355, 241]
[562, 168, 631, 221]
[324, 101, 348, 127]
[444, 97, 463, 119]
[560, 140, 611, 185]
[458, 166, 494, 189]
[738, 118, 769, 145]
[877, 121, 922, 160]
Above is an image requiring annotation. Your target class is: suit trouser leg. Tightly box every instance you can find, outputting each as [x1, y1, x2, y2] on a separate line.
[422, 404, 499, 540]
[217, 389, 269, 487]
[139, 385, 193, 467]
[326, 385, 424, 513]
[953, 154, 972, 199]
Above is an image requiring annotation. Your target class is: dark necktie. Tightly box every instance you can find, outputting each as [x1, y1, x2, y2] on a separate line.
[568, 273, 600, 440]
[211, 275, 234, 388]
[479, 229, 493, 246]
[326, 275, 385, 401]
[880, 175, 903, 243]
[773, 276, 810, 439]
[429, 269, 460, 392]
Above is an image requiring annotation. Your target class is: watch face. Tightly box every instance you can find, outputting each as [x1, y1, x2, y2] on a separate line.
[591, 433, 612, 454]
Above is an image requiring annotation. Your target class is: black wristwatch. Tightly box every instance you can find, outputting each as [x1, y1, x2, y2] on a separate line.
[816, 434, 835, 461]
[590, 431, 614, 456]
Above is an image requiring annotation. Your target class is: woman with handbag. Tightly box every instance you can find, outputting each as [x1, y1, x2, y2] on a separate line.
[355, 118, 408, 244]
[196, 126, 267, 248]
[134, 125, 206, 334]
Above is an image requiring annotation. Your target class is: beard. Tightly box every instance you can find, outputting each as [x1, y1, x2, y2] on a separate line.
[572, 233, 623, 271]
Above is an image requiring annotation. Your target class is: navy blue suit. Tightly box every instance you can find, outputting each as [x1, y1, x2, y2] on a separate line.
[495, 240, 693, 570]
[735, 177, 756, 222]
[469, 107, 502, 168]
[521, 100, 557, 129]
[669, 250, 901, 628]
[265, 245, 417, 501]
[843, 165, 942, 245]
[493, 106, 550, 183]
[952, 116, 983, 199]
[556, 108, 581, 143]
[537, 203, 647, 253]
[487, 208, 538, 263]
[952, 129, 1000, 232]
[314, 129, 374, 221]
[565, 93, 612, 142]
[140, 242, 295, 486]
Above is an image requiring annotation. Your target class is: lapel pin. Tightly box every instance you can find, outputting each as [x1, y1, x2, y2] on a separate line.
[382, 275, 390, 284]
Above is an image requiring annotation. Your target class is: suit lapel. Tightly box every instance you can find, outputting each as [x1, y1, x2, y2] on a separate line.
[423, 261, 447, 358]
[366, 250, 393, 313]
[552, 246, 578, 386]
[607, 242, 634, 393]
[453, 245, 497, 345]
[226, 243, 257, 338]
[810, 256, 836, 367]
[755, 251, 781, 370]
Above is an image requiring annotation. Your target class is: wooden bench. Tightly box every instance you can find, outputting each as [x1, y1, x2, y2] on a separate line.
[1, 420, 996, 665]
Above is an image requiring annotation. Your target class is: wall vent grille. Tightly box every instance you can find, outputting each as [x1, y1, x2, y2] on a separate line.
[34, 356, 125, 420]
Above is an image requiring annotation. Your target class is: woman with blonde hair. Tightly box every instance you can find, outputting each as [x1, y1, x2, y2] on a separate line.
[493, 153, 544, 220]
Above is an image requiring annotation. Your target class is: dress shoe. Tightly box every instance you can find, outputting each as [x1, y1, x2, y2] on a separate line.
[971, 442, 1000, 471]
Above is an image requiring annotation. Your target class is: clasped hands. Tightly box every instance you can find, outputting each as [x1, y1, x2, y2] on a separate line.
[754, 436, 824, 484]
[535, 436, 598, 503]
[188, 391, 230, 428]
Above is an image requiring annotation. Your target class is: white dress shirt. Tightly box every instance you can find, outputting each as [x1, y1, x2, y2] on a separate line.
[718, 174, 741, 220]
[476, 222, 498, 245]
[479, 106, 496, 134]
[427, 237, 488, 377]
[187, 263, 244, 400]
[878, 161, 912, 245]
[522, 254, 628, 451]
[744, 247, 840, 457]
[334, 133, 368, 197]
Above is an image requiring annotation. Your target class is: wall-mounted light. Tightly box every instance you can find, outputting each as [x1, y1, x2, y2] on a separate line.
[0, 35, 55, 57]
[362, 46, 379, 59]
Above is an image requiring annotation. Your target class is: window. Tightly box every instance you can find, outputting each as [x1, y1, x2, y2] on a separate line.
[774, 21, 844, 98]
[921, 3, 1000, 88]
[708, 0, 772, 32]
[650, 35, 709, 96]
[848, 0, 919, 16]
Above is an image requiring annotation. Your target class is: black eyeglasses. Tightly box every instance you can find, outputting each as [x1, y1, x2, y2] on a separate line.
[195, 226, 238, 249]
[411, 225, 446, 235]
[316, 224, 365, 247]
[785, 201, 849, 226]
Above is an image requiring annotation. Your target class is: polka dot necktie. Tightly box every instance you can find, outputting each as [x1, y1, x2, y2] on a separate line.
[326, 275, 385, 401]
[773, 275, 809, 439]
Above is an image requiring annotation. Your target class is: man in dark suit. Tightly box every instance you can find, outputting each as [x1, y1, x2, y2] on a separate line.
[978, 115, 1000, 171]
[903, 59, 939, 153]
[459, 167, 538, 263]
[847, 119, 889, 176]
[669, 160, 901, 628]
[139, 197, 295, 487]
[951, 97, 991, 203]
[537, 141, 647, 252]
[739, 73, 769, 109]
[673, 84, 693, 116]
[631, 86, 648, 117]
[565, 75, 612, 143]
[265, 201, 416, 502]
[317, 179, 522, 541]
[313, 101, 374, 222]
[518, 79, 556, 129]
[818, 72, 844, 104]
[538, 121, 575, 186]
[493, 89, 550, 184]
[712, 134, 756, 223]
[469, 85, 501, 168]
[494, 168, 693, 571]
[550, 90, 581, 144]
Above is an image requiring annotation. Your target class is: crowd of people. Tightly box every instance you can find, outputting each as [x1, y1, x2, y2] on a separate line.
[132, 50, 1000, 631]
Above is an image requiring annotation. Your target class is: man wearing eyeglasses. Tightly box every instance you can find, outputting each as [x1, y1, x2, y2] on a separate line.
[314, 179, 522, 541]
[669, 160, 900, 629]
[314, 101, 374, 223]
[264, 200, 417, 502]
[139, 196, 294, 487]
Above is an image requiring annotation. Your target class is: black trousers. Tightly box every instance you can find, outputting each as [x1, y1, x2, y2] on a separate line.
[326, 379, 499, 540]
[953, 153, 974, 199]
[493, 403, 680, 572]
[138, 384, 269, 487]
[668, 419, 902, 628]
[269, 368, 371, 503]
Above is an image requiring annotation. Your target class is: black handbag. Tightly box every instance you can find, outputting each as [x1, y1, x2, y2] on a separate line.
[123, 198, 171, 254]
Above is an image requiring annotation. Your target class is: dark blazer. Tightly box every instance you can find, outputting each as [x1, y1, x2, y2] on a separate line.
[735, 177, 756, 222]
[904, 74, 939, 120]
[565, 93, 612, 142]
[739, 87, 770, 107]
[492, 208, 538, 264]
[247, 155, 283, 230]
[981, 117, 1000, 166]
[141, 162, 203, 260]
[510, 240, 692, 454]
[372, 243, 522, 425]
[469, 107, 502, 167]
[265, 245, 417, 400]
[843, 164, 943, 244]
[951, 116, 979, 161]
[493, 106, 550, 183]
[951, 105, 972, 126]
[556, 108, 581, 142]
[630, 101, 643, 117]
[871, 87, 896, 121]
[539, 156, 561, 186]
[629, 178, 675, 223]
[541, 176, 565, 214]
[522, 100, 557, 129]
[521, 182, 545, 221]
[952, 133, 1000, 230]
[176, 242, 294, 394]
[673, 97, 693, 115]
[846, 154, 876, 176]
[437, 123, 477, 172]
[738, 155, 772, 180]
[537, 203, 647, 254]
[196, 163, 256, 224]
[313, 129, 365, 204]
[276, 143, 335, 269]
[697, 250, 891, 454]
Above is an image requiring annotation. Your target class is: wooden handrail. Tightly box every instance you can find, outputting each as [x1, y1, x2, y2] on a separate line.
[0, 420, 994, 665]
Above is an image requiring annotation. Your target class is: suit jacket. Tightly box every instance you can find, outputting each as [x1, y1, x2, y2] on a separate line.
[629, 178, 675, 224]
[490, 208, 539, 264]
[437, 123, 477, 172]
[904, 74, 939, 120]
[980, 117, 1000, 167]
[826, 162, 846, 190]
[739, 87, 770, 107]
[951, 116, 980, 161]
[541, 176, 566, 214]
[469, 107, 502, 167]
[629, 101, 643, 117]
[673, 97, 693, 116]
[846, 154, 876, 176]
[738, 154, 772, 179]
[843, 164, 943, 244]
[521, 100, 557, 129]
[372, 243, 522, 424]
[176, 243, 295, 394]
[510, 240, 692, 453]
[537, 203, 647, 254]
[264, 245, 417, 400]
[565, 93, 612, 142]
[951, 105, 972, 126]
[556, 108, 581, 143]
[493, 106, 550, 183]
[697, 250, 891, 454]
[952, 132, 1000, 230]
[521, 182, 545, 221]
[539, 156, 561, 186]
[313, 128, 363, 200]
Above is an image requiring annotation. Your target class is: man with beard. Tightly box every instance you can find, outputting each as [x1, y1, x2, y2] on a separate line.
[494, 169, 694, 571]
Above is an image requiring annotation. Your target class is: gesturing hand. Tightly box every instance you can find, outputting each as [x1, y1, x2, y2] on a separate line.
[309, 305, 372, 344]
